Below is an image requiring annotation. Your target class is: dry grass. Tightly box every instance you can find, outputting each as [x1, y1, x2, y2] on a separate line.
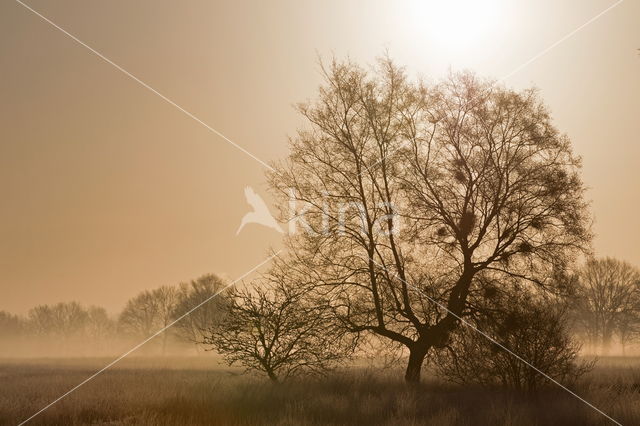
[1, 356, 638, 425]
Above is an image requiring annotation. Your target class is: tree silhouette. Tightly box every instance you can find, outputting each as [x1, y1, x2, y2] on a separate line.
[204, 272, 354, 382]
[269, 57, 591, 383]
[172, 274, 228, 348]
[118, 286, 178, 353]
[572, 258, 640, 353]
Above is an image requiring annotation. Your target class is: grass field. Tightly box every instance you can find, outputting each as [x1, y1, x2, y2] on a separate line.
[1, 356, 638, 425]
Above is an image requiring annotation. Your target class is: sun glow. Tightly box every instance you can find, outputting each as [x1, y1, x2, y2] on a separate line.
[406, 0, 505, 50]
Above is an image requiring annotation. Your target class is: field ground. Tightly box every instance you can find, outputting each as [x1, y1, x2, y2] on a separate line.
[1, 356, 639, 425]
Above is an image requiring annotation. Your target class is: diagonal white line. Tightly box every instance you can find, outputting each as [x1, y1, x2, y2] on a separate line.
[14, 0, 274, 171]
[18, 251, 281, 425]
[502, 0, 624, 80]
[367, 256, 622, 425]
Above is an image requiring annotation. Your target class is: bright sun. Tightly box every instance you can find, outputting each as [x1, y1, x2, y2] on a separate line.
[407, 0, 505, 49]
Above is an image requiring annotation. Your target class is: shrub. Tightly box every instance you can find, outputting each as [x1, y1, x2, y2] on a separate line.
[434, 295, 592, 391]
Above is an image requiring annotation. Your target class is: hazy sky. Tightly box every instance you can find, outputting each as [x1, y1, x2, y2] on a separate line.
[1, 0, 638, 314]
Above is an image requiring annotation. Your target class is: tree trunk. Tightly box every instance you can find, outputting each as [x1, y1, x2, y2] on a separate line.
[404, 346, 428, 384]
[267, 370, 279, 383]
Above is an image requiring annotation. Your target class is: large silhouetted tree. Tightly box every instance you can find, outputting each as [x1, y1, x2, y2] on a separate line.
[269, 57, 590, 383]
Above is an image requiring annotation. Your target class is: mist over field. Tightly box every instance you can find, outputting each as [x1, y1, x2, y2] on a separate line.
[2, 259, 640, 425]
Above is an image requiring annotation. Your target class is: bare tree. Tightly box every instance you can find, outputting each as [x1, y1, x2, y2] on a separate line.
[572, 258, 640, 353]
[118, 286, 178, 353]
[204, 275, 354, 382]
[269, 57, 590, 383]
[154, 286, 178, 354]
[85, 306, 115, 348]
[119, 291, 159, 338]
[172, 274, 228, 348]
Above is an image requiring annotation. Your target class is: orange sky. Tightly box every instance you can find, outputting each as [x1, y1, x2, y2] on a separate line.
[1, 0, 638, 314]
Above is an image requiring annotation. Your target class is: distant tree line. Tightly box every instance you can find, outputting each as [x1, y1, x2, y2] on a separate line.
[1, 262, 638, 386]
[0, 274, 227, 356]
[0, 302, 116, 355]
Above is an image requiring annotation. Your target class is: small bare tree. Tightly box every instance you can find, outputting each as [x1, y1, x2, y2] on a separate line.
[204, 277, 354, 382]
